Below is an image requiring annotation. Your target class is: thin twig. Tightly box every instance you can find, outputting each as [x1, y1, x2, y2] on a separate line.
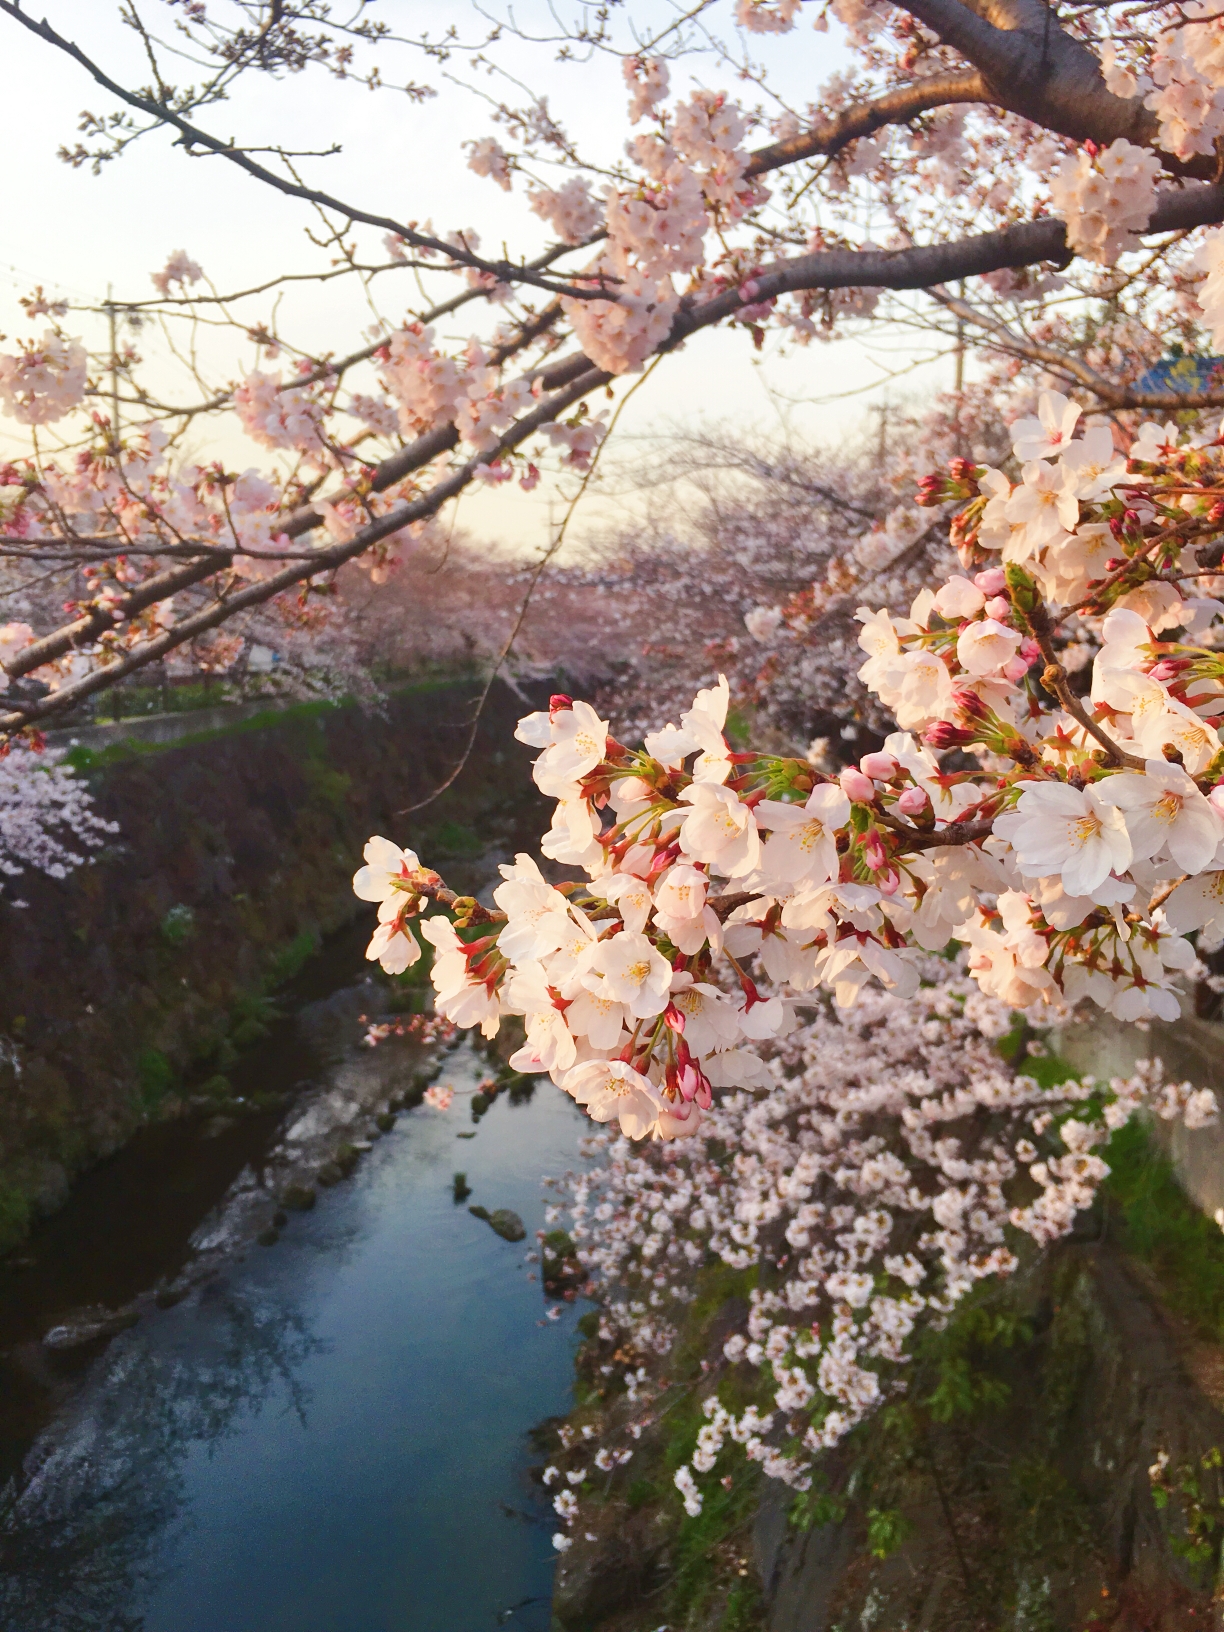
[400, 361, 661, 814]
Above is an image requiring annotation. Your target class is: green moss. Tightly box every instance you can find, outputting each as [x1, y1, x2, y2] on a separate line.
[135, 1047, 175, 1110]
[159, 903, 196, 946]
[267, 928, 319, 988]
[425, 818, 483, 860]
[1103, 1118, 1224, 1343]
[1004, 1454, 1093, 1563]
[227, 991, 277, 1048]
[0, 1181, 31, 1255]
[300, 757, 352, 812]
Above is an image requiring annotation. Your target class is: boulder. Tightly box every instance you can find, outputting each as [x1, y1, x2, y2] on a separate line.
[469, 1205, 526, 1242]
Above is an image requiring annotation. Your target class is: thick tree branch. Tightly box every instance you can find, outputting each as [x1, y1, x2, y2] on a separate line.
[901, 0, 1172, 159]
[746, 71, 988, 174]
[668, 183, 1224, 345]
[7, 163, 1224, 713]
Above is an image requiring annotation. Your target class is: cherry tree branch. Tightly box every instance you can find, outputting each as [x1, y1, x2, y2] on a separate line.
[744, 71, 988, 175]
[0, 364, 613, 730]
[0, 1, 598, 299]
[1, 307, 570, 682]
[901, 0, 1182, 162]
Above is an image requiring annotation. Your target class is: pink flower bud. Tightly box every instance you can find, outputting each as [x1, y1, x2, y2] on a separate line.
[1020, 639, 1041, 665]
[974, 567, 1007, 595]
[896, 786, 928, 815]
[862, 832, 887, 871]
[663, 1002, 685, 1033]
[1149, 660, 1180, 681]
[549, 693, 574, 715]
[924, 721, 974, 749]
[953, 687, 991, 721]
[859, 751, 898, 780]
[983, 595, 1011, 621]
[877, 867, 901, 895]
[677, 1060, 712, 1107]
[840, 767, 876, 802]
[1003, 655, 1030, 683]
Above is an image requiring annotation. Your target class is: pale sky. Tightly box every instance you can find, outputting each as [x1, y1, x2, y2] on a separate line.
[0, 1, 955, 551]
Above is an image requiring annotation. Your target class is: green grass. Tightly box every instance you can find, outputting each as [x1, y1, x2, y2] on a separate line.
[423, 819, 483, 860]
[159, 903, 196, 947]
[59, 676, 473, 774]
[1104, 1118, 1224, 1343]
[666, 1462, 763, 1624]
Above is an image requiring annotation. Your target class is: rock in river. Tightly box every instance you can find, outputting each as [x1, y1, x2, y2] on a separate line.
[468, 1206, 526, 1242]
[43, 1303, 140, 1351]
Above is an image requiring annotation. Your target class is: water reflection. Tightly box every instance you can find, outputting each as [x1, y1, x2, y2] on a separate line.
[0, 1285, 322, 1632]
[0, 1047, 585, 1632]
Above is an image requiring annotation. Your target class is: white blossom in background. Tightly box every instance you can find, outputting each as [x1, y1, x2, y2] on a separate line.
[532, 969, 1213, 1536]
[0, 748, 117, 882]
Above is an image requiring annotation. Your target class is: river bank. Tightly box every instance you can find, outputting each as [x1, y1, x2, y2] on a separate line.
[0, 676, 550, 1254]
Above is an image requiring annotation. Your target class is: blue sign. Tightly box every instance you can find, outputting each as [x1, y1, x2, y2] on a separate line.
[1133, 354, 1224, 395]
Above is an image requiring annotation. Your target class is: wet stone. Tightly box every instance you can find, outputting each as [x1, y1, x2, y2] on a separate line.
[469, 1206, 526, 1243]
[279, 1183, 316, 1212]
[43, 1303, 140, 1351]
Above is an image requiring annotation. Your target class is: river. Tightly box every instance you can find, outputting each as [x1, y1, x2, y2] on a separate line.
[0, 930, 588, 1632]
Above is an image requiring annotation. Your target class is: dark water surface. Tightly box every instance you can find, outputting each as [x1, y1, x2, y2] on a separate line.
[0, 994, 585, 1632]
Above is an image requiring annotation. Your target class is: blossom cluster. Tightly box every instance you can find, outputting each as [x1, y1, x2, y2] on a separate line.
[0, 331, 88, 426]
[1048, 139, 1164, 267]
[355, 393, 1224, 1160]
[536, 969, 1213, 1541]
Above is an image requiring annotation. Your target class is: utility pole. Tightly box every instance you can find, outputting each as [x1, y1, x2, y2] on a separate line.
[872, 399, 890, 464]
[105, 285, 120, 448]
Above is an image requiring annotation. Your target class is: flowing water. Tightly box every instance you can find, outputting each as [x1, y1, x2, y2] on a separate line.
[0, 931, 587, 1632]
